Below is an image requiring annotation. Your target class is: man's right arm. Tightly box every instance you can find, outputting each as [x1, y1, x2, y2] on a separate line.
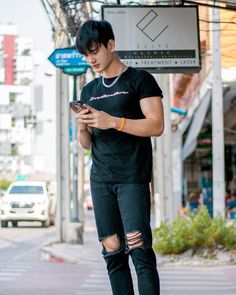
[78, 128, 92, 150]
[76, 110, 92, 150]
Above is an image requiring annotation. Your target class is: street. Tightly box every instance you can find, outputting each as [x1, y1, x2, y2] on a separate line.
[0, 215, 236, 295]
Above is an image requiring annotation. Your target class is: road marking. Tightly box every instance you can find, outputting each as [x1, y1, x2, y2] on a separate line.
[0, 262, 35, 284]
[80, 283, 109, 289]
[162, 286, 236, 291]
[160, 276, 229, 281]
[159, 270, 223, 275]
[1, 268, 28, 272]
[162, 281, 234, 286]
[0, 277, 15, 281]
[6, 265, 33, 269]
[80, 266, 236, 294]
[78, 265, 138, 295]
[159, 267, 236, 293]
[0, 272, 22, 276]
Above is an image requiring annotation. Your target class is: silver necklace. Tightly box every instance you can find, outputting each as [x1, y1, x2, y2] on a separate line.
[101, 64, 125, 88]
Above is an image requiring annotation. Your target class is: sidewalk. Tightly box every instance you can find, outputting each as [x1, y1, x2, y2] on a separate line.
[40, 211, 172, 266]
[40, 207, 175, 266]
[41, 220, 103, 264]
[40, 211, 236, 267]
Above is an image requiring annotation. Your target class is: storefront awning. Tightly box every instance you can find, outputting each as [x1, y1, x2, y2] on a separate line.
[182, 90, 212, 160]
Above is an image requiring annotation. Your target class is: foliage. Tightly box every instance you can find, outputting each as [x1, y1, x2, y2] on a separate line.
[9, 92, 17, 103]
[20, 77, 32, 86]
[22, 48, 31, 56]
[0, 179, 11, 191]
[11, 147, 18, 155]
[152, 206, 236, 255]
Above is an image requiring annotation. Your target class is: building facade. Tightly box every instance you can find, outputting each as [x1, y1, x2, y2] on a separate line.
[0, 24, 56, 181]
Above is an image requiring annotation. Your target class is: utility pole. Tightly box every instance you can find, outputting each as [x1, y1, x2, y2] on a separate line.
[55, 0, 71, 242]
[42, 0, 92, 244]
[71, 75, 79, 222]
[78, 74, 86, 224]
[212, 7, 225, 217]
[172, 131, 183, 219]
[154, 74, 174, 226]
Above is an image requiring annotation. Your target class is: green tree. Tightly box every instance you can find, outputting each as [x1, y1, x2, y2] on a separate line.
[0, 179, 11, 191]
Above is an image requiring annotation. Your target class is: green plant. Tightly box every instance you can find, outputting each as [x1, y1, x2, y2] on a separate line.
[12, 118, 16, 127]
[9, 92, 17, 103]
[0, 179, 11, 191]
[152, 206, 236, 255]
[11, 146, 18, 155]
[22, 48, 31, 56]
[20, 77, 32, 85]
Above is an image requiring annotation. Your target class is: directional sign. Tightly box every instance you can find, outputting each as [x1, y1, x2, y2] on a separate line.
[63, 66, 88, 76]
[48, 48, 89, 68]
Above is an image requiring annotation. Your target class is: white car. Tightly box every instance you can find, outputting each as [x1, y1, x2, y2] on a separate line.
[0, 181, 51, 228]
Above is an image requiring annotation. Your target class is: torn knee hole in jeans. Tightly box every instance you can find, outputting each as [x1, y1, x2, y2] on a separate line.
[102, 233, 121, 253]
[126, 230, 143, 250]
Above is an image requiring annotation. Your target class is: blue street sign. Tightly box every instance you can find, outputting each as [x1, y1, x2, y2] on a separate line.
[48, 48, 89, 68]
[63, 66, 88, 76]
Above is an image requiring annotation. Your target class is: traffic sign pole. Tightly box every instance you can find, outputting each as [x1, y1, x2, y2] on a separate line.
[49, 47, 89, 228]
[71, 75, 78, 222]
[73, 75, 77, 101]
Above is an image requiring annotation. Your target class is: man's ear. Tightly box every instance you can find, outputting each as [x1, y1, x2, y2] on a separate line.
[108, 39, 115, 53]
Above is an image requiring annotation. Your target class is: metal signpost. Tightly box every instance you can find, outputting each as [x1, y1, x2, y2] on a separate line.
[48, 48, 89, 224]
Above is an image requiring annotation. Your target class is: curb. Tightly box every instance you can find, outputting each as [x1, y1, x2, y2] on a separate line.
[40, 250, 67, 264]
[40, 240, 236, 267]
[40, 239, 103, 265]
[156, 254, 236, 267]
[40, 245, 78, 264]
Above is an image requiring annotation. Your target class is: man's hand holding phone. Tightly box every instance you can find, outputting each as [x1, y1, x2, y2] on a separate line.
[70, 101, 117, 131]
[70, 100, 90, 132]
[69, 100, 88, 113]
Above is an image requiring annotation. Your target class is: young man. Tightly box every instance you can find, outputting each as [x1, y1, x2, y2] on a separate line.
[75, 20, 164, 295]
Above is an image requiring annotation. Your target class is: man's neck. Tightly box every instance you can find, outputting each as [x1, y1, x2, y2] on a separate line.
[102, 59, 123, 79]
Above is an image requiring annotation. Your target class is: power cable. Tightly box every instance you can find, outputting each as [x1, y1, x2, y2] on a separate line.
[40, 0, 56, 32]
[199, 19, 236, 25]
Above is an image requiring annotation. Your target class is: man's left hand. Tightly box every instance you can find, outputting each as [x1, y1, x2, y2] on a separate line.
[80, 104, 117, 130]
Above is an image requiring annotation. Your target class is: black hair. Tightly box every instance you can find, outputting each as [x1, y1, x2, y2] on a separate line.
[75, 20, 115, 55]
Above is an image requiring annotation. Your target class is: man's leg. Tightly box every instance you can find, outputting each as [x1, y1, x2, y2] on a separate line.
[102, 234, 134, 295]
[90, 181, 134, 295]
[116, 183, 160, 295]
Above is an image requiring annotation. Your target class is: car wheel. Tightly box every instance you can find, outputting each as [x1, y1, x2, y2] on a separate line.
[12, 221, 18, 227]
[1, 221, 8, 228]
[50, 217, 55, 226]
[42, 219, 50, 228]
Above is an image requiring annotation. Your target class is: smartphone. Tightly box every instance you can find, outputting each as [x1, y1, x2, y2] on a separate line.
[69, 100, 87, 113]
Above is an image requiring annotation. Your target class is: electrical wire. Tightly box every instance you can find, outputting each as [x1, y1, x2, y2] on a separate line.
[199, 19, 236, 25]
[40, 0, 56, 32]
[200, 28, 236, 31]
[44, 0, 73, 43]
[183, 0, 236, 11]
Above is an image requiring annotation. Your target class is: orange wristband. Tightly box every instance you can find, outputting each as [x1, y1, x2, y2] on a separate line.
[117, 117, 126, 131]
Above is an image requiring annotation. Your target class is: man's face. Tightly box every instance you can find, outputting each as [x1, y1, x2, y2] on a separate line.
[84, 42, 114, 73]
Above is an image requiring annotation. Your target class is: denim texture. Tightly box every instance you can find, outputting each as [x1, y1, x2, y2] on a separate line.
[90, 181, 160, 295]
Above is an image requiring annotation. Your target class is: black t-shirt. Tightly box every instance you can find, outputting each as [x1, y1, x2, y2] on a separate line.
[80, 67, 163, 184]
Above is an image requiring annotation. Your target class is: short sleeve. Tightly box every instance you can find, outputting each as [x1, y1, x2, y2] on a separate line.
[137, 71, 163, 101]
[80, 86, 86, 103]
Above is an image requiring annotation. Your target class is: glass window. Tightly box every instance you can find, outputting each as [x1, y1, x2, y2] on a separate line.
[10, 185, 44, 194]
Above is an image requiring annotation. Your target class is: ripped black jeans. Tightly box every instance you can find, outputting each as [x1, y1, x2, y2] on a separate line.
[90, 181, 160, 295]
